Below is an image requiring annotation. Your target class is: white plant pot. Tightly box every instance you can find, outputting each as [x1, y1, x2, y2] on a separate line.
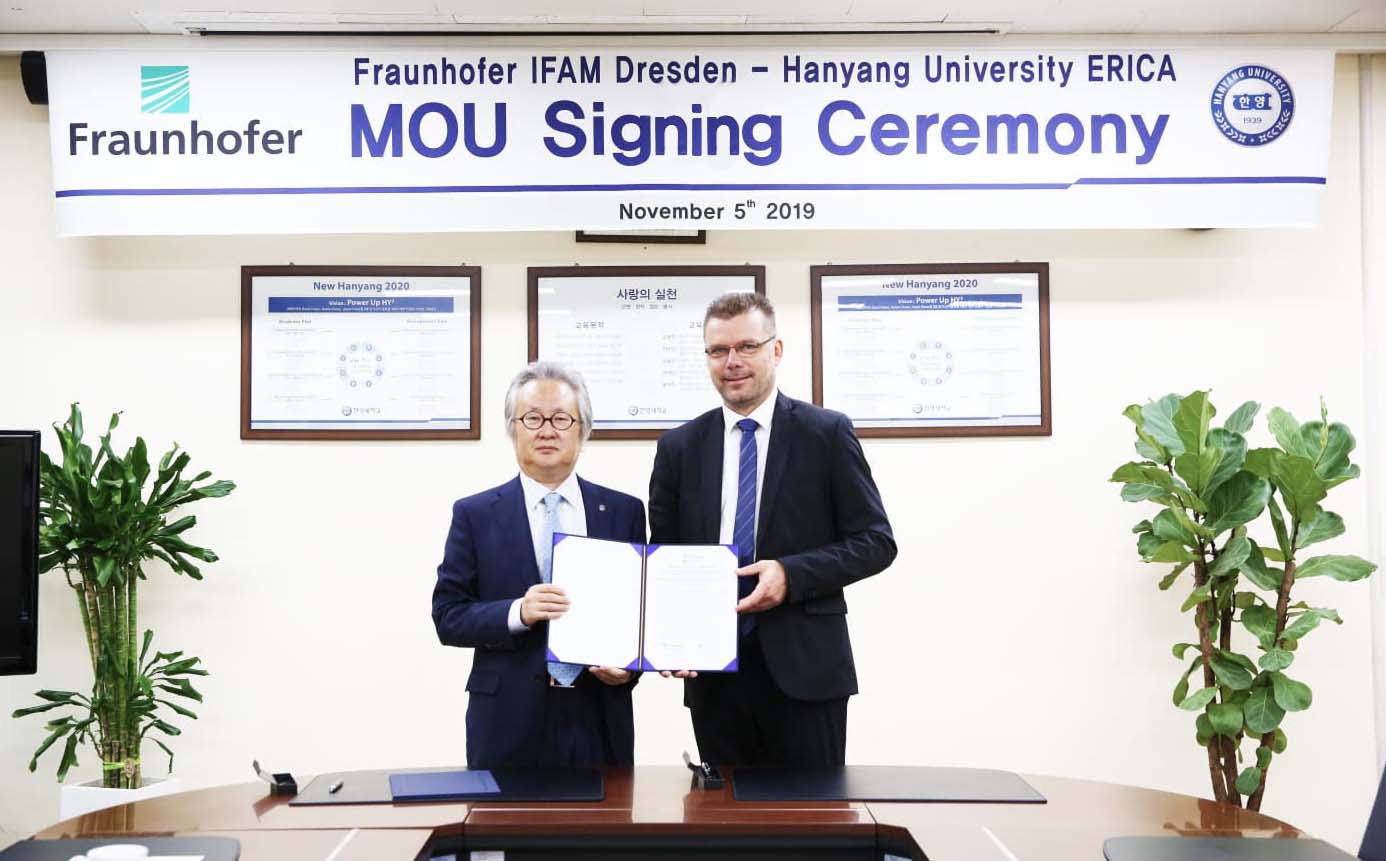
[59, 777, 183, 821]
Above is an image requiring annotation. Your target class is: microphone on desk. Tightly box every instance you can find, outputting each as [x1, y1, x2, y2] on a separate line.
[251, 758, 299, 797]
[682, 750, 725, 790]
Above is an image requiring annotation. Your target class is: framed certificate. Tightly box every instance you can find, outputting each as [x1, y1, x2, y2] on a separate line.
[811, 263, 1051, 438]
[241, 265, 481, 440]
[528, 265, 765, 440]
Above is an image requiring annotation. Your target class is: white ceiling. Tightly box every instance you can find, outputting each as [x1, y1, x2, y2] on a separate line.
[1, 0, 1384, 36]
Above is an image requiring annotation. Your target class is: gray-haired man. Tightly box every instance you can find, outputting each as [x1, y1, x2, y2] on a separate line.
[432, 361, 647, 768]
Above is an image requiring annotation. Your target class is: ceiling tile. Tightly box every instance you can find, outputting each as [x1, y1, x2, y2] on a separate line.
[442, 0, 644, 15]
[0, 0, 1381, 36]
[1128, 0, 1365, 32]
[642, 0, 850, 18]
[1331, 5, 1386, 31]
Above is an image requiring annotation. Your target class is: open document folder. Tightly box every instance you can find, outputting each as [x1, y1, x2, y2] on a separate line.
[547, 534, 739, 672]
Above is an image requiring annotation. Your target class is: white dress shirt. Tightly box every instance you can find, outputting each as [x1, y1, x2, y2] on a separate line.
[508, 470, 587, 633]
[717, 390, 778, 552]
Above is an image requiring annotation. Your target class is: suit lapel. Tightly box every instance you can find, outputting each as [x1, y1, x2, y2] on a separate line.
[757, 393, 794, 544]
[493, 477, 541, 585]
[578, 476, 611, 540]
[699, 412, 725, 542]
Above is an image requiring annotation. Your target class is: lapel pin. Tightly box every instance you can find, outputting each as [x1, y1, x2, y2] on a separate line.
[598, 504, 607, 512]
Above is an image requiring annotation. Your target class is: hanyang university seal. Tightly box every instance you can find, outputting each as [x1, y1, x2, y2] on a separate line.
[1210, 64, 1294, 146]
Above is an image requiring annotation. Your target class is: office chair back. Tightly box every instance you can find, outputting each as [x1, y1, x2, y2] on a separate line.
[1360, 764, 1386, 860]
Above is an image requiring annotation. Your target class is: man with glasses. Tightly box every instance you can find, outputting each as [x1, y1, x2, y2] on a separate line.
[649, 292, 896, 767]
[433, 361, 646, 768]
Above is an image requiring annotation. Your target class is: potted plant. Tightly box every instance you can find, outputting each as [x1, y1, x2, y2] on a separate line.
[11, 405, 234, 817]
[1111, 392, 1375, 809]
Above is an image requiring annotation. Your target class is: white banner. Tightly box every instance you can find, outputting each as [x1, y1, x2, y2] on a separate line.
[45, 47, 1334, 235]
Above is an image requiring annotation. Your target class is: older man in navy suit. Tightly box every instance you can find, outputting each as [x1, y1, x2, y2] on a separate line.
[433, 361, 646, 768]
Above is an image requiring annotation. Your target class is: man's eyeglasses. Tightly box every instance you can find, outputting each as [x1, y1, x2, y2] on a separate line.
[515, 411, 578, 431]
[704, 335, 777, 360]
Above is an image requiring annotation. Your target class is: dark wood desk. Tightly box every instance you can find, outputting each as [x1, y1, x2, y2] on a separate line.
[28, 767, 1307, 860]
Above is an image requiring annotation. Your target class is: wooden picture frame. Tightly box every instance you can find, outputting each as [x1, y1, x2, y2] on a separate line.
[810, 262, 1051, 438]
[528, 265, 765, 440]
[575, 230, 707, 245]
[241, 265, 482, 440]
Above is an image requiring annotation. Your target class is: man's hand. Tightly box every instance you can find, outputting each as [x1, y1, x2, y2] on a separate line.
[520, 583, 570, 626]
[659, 669, 699, 679]
[736, 559, 788, 614]
[590, 666, 632, 686]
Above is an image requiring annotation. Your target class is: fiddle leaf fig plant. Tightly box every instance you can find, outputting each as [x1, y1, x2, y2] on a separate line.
[11, 404, 234, 788]
[1112, 392, 1374, 810]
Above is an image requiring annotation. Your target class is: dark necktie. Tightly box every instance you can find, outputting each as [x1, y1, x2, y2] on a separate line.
[733, 418, 759, 635]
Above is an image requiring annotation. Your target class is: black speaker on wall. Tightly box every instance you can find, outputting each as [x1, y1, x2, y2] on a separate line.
[20, 51, 47, 105]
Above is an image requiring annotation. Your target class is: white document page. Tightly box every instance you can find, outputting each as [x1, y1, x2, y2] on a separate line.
[641, 544, 739, 672]
[547, 535, 645, 669]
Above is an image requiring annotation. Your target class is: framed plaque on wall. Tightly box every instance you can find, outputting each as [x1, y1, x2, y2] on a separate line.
[528, 265, 765, 440]
[811, 262, 1051, 438]
[241, 265, 481, 440]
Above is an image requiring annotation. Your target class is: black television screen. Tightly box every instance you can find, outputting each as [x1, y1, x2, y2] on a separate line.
[0, 430, 39, 675]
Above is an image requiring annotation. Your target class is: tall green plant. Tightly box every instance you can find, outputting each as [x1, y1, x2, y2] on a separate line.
[11, 405, 234, 788]
[1112, 392, 1375, 810]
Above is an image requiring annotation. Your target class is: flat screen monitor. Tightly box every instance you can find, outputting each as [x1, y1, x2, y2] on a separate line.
[0, 430, 39, 675]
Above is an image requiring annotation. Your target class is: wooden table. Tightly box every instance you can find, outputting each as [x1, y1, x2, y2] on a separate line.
[27, 767, 1306, 860]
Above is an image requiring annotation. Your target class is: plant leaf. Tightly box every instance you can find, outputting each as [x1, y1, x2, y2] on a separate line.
[1205, 472, 1271, 534]
[1152, 509, 1197, 547]
[1269, 671, 1313, 712]
[1173, 391, 1215, 456]
[1210, 653, 1254, 691]
[1268, 407, 1308, 457]
[1299, 420, 1355, 482]
[1296, 509, 1346, 550]
[1208, 536, 1252, 579]
[1141, 395, 1186, 457]
[1209, 702, 1244, 737]
[1206, 429, 1248, 495]
[1236, 766, 1263, 796]
[1241, 605, 1278, 648]
[1124, 404, 1171, 465]
[1179, 687, 1219, 711]
[1238, 543, 1283, 592]
[1181, 583, 1212, 613]
[1175, 446, 1223, 497]
[1295, 554, 1377, 582]
[1223, 401, 1260, 434]
[1154, 542, 1198, 564]
[1195, 713, 1214, 746]
[1159, 563, 1191, 591]
[1281, 612, 1321, 642]
[1270, 455, 1328, 524]
[1244, 685, 1286, 733]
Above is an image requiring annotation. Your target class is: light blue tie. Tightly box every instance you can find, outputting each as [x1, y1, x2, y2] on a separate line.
[733, 418, 759, 636]
[540, 491, 585, 687]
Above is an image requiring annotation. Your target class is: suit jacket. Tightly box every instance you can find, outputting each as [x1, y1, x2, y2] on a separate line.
[649, 392, 896, 703]
[432, 474, 647, 768]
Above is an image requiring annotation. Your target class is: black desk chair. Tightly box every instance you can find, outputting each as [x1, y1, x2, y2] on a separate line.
[1359, 762, 1386, 860]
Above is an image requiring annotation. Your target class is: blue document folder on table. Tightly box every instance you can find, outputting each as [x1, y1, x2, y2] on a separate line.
[389, 769, 501, 801]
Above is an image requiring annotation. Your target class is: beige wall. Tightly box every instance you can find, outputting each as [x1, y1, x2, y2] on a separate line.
[1, 54, 1381, 852]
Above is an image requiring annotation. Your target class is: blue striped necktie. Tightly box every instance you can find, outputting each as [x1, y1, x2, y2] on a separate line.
[540, 492, 584, 687]
[733, 418, 759, 635]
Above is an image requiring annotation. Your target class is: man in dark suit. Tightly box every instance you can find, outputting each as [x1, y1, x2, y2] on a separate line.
[649, 292, 896, 767]
[433, 361, 646, 768]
